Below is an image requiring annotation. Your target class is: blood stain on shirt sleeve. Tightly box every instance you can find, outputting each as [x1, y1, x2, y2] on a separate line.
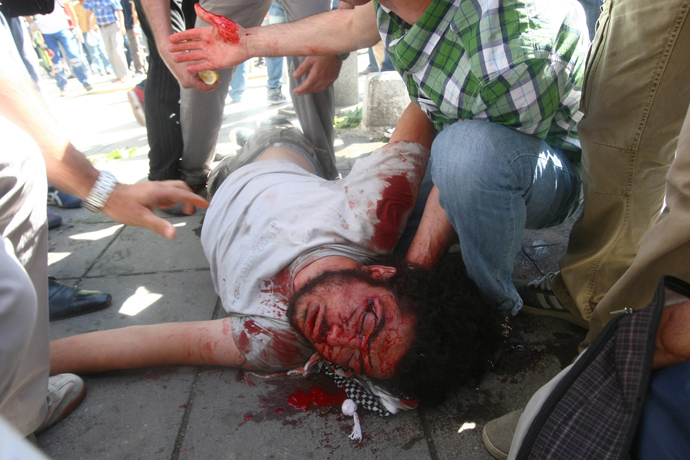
[371, 174, 415, 252]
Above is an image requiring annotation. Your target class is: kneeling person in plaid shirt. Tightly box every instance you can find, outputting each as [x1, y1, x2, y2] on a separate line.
[169, 0, 589, 319]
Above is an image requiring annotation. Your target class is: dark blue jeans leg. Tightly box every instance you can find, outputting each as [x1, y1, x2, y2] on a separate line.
[633, 359, 690, 459]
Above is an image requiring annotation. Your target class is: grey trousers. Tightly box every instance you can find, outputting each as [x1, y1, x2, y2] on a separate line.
[0, 123, 50, 436]
[126, 28, 147, 73]
[0, 12, 50, 436]
[179, 0, 335, 186]
[207, 125, 338, 202]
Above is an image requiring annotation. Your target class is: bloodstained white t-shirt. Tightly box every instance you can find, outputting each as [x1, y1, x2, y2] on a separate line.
[201, 141, 429, 371]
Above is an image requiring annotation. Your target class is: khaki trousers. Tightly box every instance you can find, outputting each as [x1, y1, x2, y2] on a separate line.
[551, 0, 690, 343]
[100, 22, 128, 79]
[585, 102, 690, 347]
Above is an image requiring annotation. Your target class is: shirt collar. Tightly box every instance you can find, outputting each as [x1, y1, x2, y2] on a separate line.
[381, 0, 458, 72]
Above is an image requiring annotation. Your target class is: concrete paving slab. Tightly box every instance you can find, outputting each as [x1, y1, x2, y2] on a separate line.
[49, 271, 217, 340]
[521, 243, 565, 277]
[509, 315, 586, 362]
[90, 216, 209, 277]
[522, 211, 579, 250]
[420, 314, 575, 460]
[513, 250, 544, 285]
[48, 219, 124, 279]
[48, 205, 113, 226]
[37, 367, 198, 460]
[182, 369, 431, 459]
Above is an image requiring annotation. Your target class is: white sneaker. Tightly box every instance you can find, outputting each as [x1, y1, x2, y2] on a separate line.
[35, 374, 86, 434]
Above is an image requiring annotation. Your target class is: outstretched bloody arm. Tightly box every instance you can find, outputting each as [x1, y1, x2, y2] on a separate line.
[50, 318, 252, 375]
[168, 3, 380, 75]
[397, 104, 457, 269]
[405, 186, 456, 269]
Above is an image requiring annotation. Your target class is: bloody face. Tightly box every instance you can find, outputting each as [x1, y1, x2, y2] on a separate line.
[288, 270, 415, 379]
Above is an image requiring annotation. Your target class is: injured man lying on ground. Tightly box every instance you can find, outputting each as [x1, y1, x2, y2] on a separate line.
[50, 104, 504, 410]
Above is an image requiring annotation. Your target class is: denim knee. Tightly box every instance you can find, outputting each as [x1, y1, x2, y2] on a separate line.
[68, 57, 84, 68]
[430, 121, 515, 210]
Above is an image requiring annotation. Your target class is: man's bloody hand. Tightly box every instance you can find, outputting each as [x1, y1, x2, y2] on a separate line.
[169, 4, 250, 75]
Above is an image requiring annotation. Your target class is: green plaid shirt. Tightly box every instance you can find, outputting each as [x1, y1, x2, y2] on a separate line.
[376, 0, 589, 156]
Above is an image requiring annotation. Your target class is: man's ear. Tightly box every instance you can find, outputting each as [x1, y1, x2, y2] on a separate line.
[361, 265, 397, 280]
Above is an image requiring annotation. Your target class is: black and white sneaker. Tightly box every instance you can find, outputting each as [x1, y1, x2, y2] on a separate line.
[267, 88, 287, 105]
[518, 272, 589, 329]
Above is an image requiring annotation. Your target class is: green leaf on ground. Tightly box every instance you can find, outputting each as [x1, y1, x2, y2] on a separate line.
[334, 107, 362, 131]
[88, 147, 136, 164]
[106, 149, 122, 160]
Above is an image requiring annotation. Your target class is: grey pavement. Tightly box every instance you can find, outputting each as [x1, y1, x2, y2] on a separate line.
[37, 57, 585, 460]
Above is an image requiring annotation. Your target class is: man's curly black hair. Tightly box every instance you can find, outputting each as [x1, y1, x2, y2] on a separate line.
[287, 255, 505, 405]
[370, 256, 504, 405]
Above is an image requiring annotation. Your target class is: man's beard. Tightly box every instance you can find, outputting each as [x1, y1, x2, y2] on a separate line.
[286, 268, 386, 337]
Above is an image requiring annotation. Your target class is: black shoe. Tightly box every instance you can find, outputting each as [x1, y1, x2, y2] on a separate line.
[359, 67, 378, 76]
[48, 277, 112, 321]
[229, 127, 254, 148]
[518, 272, 589, 329]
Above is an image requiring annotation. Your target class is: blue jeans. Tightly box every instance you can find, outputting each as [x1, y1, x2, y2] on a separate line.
[366, 47, 378, 71]
[266, 1, 287, 90]
[42, 29, 90, 89]
[9, 18, 40, 87]
[576, 0, 604, 40]
[82, 31, 111, 73]
[431, 121, 582, 315]
[633, 359, 690, 459]
[229, 61, 247, 101]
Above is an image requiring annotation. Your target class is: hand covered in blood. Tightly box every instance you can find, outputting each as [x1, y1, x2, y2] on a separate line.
[168, 4, 250, 75]
[160, 46, 219, 92]
[102, 181, 209, 240]
[292, 56, 343, 96]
